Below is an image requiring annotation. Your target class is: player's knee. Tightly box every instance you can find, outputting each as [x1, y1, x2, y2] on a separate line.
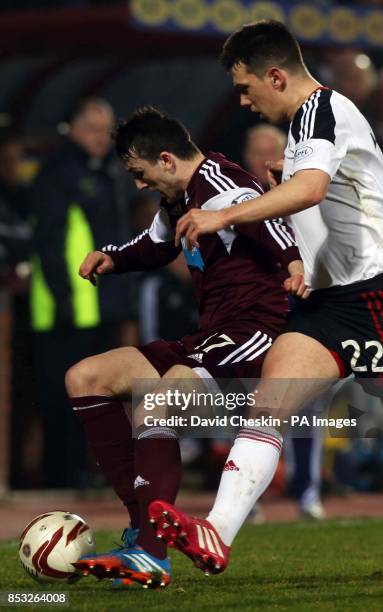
[65, 357, 102, 397]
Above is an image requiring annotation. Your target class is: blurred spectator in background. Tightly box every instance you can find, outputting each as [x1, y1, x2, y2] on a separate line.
[324, 49, 383, 152]
[243, 124, 287, 191]
[329, 49, 377, 111]
[0, 131, 35, 489]
[29, 97, 133, 488]
[365, 77, 383, 147]
[0, 131, 31, 277]
[244, 124, 325, 519]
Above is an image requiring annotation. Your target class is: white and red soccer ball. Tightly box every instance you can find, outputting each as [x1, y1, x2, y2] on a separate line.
[19, 511, 96, 582]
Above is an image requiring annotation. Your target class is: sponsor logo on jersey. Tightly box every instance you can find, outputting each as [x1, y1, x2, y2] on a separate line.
[223, 459, 239, 471]
[232, 192, 257, 204]
[134, 475, 150, 489]
[294, 145, 314, 160]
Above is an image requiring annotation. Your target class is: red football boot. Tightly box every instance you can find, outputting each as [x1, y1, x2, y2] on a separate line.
[149, 499, 230, 575]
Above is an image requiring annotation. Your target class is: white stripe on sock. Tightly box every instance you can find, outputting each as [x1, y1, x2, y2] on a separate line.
[138, 427, 178, 439]
[241, 427, 282, 443]
[237, 432, 282, 453]
[72, 401, 111, 411]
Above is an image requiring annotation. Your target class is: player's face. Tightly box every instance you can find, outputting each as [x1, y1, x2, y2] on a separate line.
[231, 63, 284, 124]
[126, 154, 178, 200]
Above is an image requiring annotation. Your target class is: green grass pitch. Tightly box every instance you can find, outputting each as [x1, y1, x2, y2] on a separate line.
[0, 519, 382, 611]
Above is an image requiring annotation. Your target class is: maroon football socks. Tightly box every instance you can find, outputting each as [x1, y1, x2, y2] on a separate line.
[71, 397, 182, 558]
[70, 395, 139, 529]
[134, 429, 181, 559]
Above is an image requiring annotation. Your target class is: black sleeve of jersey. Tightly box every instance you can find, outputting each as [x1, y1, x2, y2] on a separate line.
[291, 89, 335, 145]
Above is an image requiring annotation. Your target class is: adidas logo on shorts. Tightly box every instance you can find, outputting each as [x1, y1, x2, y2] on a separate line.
[134, 475, 150, 489]
[223, 460, 239, 471]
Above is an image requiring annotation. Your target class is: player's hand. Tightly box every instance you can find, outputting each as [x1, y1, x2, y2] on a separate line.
[284, 274, 311, 299]
[79, 251, 115, 286]
[175, 209, 226, 248]
[265, 159, 284, 189]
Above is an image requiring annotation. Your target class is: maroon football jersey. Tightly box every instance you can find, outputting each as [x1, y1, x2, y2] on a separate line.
[103, 152, 300, 333]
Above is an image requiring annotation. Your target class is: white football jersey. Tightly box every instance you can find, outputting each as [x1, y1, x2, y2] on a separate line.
[283, 87, 383, 289]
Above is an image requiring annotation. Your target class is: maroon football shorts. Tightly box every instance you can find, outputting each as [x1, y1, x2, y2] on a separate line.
[138, 324, 278, 381]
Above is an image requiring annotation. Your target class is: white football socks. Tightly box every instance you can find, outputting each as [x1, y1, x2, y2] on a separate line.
[206, 428, 283, 546]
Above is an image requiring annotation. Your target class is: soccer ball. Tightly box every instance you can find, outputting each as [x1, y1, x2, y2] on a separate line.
[19, 511, 96, 582]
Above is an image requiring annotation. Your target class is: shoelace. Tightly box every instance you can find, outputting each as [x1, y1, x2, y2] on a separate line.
[111, 527, 139, 552]
[120, 527, 139, 549]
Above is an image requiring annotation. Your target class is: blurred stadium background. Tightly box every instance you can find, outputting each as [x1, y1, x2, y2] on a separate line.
[1, 0, 383, 539]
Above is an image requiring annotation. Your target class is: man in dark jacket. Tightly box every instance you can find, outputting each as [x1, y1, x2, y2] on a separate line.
[29, 98, 132, 487]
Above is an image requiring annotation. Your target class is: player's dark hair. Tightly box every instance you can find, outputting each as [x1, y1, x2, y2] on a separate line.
[114, 106, 199, 162]
[220, 20, 305, 76]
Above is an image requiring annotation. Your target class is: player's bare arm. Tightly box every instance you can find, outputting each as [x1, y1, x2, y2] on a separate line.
[79, 250, 115, 286]
[175, 168, 330, 248]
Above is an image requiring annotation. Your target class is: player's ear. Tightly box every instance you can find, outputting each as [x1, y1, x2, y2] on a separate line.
[267, 68, 285, 91]
[160, 151, 176, 172]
